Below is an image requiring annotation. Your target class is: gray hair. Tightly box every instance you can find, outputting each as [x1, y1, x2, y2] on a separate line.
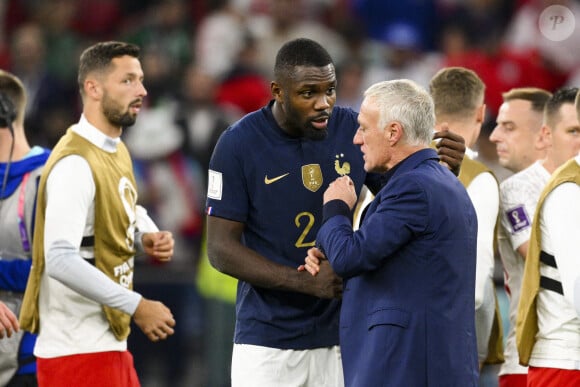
[364, 79, 434, 146]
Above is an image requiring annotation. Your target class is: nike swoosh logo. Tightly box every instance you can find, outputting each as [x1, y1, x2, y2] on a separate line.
[264, 173, 290, 184]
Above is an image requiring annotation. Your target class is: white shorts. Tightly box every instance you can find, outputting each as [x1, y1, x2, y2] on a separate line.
[231, 344, 344, 387]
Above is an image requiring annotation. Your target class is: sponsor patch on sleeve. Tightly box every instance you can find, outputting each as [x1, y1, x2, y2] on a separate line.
[505, 205, 530, 233]
[207, 169, 223, 200]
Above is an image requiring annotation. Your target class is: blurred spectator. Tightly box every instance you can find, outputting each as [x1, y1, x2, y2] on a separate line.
[175, 65, 235, 183]
[504, 0, 580, 81]
[139, 46, 180, 107]
[248, 0, 348, 78]
[335, 58, 365, 110]
[566, 67, 580, 87]
[194, 0, 248, 80]
[215, 32, 271, 115]
[350, 0, 440, 50]
[361, 22, 442, 90]
[0, 1, 9, 69]
[27, 0, 86, 86]
[442, 22, 560, 120]
[70, 0, 123, 39]
[438, 0, 515, 50]
[8, 22, 77, 148]
[123, 0, 193, 94]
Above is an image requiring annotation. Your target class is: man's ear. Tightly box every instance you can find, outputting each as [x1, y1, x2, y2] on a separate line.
[84, 79, 101, 99]
[271, 81, 282, 102]
[387, 121, 403, 144]
[536, 124, 551, 150]
[476, 104, 486, 124]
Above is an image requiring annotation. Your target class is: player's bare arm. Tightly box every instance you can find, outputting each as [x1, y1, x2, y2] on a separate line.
[207, 216, 342, 299]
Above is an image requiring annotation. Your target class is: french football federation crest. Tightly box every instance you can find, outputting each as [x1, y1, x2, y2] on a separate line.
[302, 164, 323, 192]
[335, 153, 351, 176]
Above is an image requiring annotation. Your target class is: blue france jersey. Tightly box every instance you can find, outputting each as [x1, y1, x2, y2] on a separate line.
[206, 102, 372, 349]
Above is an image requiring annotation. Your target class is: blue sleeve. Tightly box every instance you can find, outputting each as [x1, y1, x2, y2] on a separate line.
[0, 259, 32, 292]
[206, 128, 249, 222]
[322, 199, 352, 225]
[318, 177, 428, 278]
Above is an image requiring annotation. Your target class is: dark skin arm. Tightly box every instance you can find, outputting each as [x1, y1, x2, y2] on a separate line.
[433, 129, 466, 176]
[206, 216, 342, 299]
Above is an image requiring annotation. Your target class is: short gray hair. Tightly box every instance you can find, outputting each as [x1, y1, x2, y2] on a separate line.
[364, 79, 434, 146]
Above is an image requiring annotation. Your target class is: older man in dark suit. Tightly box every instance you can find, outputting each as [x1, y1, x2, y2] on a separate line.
[305, 79, 479, 386]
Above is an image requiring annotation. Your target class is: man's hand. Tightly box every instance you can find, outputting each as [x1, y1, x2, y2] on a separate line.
[0, 302, 19, 339]
[142, 231, 174, 262]
[433, 128, 466, 176]
[301, 247, 325, 276]
[324, 176, 357, 208]
[298, 247, 342, 298]
[133, 298, 175, 342]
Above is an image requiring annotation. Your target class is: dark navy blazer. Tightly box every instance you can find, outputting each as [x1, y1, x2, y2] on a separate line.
[317, 148, 479, 387]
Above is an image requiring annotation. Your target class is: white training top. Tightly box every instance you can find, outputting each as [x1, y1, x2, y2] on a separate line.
[497, 160, 550, 375]
[465, 150, 499, 362]
[34, 116, 144, 358]
[531, 154, 580, 370]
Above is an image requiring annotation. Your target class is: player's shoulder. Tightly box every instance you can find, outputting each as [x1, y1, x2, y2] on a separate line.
[329, 105, 358, 127]
[500, 162, 547, 193]
[333, 105, 358, 118]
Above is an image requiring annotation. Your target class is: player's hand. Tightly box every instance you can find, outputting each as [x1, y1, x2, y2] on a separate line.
[299, 248, 342, 298]
[133, 298, 175, 342]
[313, 260, 343, 299]
[0, 302, 19, 339]
[142, 231, 174, 262]
[433, 127, 465, 176]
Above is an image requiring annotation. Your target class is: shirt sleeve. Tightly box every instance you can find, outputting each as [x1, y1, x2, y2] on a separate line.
[467, 172, 499, 309]
[542, 182, 580, 318]
[0, 260, 32, 292]
[319, 177, 427, 279]
[44, 155, 142, 315]
[205, 129, 248, 222]
[134, 205, 159, 254]
[499, 179, 534, 252]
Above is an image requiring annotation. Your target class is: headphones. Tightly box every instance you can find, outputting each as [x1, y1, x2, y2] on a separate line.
[0, 91, 16, 128]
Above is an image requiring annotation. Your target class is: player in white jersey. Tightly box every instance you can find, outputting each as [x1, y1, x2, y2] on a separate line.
[497, 161, 549, 379]
[515, 87, 580, 387]
[524, 153, 580, 385]
[429, 67, 500, 369]
[489, 87, 551, 387]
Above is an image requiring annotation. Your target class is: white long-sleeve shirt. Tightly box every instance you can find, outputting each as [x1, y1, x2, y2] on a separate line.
[464, 150, 499, 362]
[531, 154, 580, 369]
[35, 116, 148, 358]
[497, 160, 550, 375]
[465, 156, 498, 309]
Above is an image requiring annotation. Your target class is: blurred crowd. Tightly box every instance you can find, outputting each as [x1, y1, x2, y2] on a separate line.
[1, 0, 579, 386]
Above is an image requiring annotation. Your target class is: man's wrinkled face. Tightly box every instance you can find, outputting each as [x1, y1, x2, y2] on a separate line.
[353, 97, 391, 173]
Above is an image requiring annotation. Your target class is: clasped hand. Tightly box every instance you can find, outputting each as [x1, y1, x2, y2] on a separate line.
[324, 175, 357, 208]
[142, 231, 174, 262]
